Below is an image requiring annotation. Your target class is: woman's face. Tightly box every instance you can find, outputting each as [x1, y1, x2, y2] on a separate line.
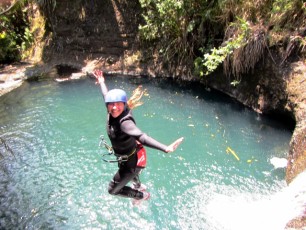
[107, 102, 125, 118]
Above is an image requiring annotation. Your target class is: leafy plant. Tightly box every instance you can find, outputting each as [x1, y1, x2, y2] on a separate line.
[0, 16, 20, 62]
[139, 0, 226, 74]
[139, 0, 305, 83]
[195, 17, 250, 76]
[0, 0, 33, 63]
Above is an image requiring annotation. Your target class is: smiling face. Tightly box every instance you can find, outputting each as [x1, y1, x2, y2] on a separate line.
[107, 102, 125, 118]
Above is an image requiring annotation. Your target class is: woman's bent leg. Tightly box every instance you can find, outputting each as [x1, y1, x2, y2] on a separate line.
[108, 167, 143, 199]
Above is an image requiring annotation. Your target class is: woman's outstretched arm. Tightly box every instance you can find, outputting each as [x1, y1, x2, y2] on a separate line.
[121, 119, 184, 153]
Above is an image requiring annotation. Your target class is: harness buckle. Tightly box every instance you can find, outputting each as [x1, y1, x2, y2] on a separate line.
[117, 155, 128, 162]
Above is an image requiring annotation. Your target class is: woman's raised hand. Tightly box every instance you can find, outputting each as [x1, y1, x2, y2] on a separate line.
[93, 69, 105, 84]
[165, 137, 184, 153]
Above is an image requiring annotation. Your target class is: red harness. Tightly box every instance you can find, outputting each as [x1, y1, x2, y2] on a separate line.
[136, 144, 147, 168]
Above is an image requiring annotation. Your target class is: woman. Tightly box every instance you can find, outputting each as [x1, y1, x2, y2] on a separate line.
[93, 70, 184, 203]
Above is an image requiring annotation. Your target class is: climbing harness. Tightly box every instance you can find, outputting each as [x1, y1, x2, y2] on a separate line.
[99, 135, 118, 163]
[99, 135, 136, 163]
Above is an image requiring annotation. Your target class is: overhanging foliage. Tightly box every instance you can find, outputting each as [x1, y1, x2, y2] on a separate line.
[139, 0, 306, 79]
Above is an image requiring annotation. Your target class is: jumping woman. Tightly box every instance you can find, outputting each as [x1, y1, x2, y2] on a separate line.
[93, 70, 184, 204]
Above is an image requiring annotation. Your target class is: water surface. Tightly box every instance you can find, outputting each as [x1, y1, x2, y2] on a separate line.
[0, 76, 293, 229]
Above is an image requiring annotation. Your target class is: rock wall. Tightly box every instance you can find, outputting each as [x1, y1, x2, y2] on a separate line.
[285, 62, 306, 184]
[42, 0, 143, 73]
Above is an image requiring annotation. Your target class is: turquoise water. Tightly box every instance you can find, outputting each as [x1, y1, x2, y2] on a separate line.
[0, 76, 293, 229]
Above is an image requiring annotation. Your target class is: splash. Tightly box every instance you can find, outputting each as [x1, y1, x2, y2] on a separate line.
[206, 171, 306, 230]
[270, 157, 287, 169]
[175, 171, 305, 230]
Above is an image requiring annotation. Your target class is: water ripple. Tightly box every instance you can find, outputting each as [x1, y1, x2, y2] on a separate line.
[0, 78, 294, 229]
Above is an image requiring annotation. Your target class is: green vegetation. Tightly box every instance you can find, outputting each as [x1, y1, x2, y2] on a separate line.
[139, 0, 306, 78]
[139, 0, 226, 74]
[0, 0, 33, 63]
[1, 0, 305, 81]
[0, 0, 58, 64]
[195, 17, 251, 77]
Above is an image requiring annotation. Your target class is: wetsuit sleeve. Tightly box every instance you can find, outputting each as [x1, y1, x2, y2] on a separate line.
[121, 120, 168, 152]
[97, 81, 108, 100]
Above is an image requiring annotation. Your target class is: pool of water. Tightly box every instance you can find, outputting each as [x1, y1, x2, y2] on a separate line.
[0, 76, 293, 229]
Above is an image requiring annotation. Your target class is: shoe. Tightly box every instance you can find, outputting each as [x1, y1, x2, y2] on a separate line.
[132, 191, 150, 206]
[141, 191, 150, 200]
[132, 183, 147, 192]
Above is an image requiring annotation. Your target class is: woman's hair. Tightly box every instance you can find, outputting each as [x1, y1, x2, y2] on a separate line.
[127, 85, 148, 110]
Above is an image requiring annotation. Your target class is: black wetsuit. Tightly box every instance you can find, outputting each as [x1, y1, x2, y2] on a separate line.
[107, 108, 168, 199]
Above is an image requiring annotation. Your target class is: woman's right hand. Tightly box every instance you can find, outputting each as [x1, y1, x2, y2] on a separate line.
[93, 69, 105, 84]
[165, 137, 184, 153]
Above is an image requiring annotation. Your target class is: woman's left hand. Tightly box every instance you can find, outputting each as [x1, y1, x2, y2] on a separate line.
[165, 137, 184, 153]
[92, 69, 105, 84]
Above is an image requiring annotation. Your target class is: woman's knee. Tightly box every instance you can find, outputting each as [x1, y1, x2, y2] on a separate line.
[108, 180, 119, 195]
[108, 187, 116, 195]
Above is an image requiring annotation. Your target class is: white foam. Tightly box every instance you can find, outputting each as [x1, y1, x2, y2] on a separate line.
[270, 157, 287, 168]
[176, 171, 306, 230]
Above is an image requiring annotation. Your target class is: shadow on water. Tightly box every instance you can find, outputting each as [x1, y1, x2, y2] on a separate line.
[126, 75, 295, 132]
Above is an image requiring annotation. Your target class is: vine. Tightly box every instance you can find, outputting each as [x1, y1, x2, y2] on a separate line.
[194, 17, 250, 77]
